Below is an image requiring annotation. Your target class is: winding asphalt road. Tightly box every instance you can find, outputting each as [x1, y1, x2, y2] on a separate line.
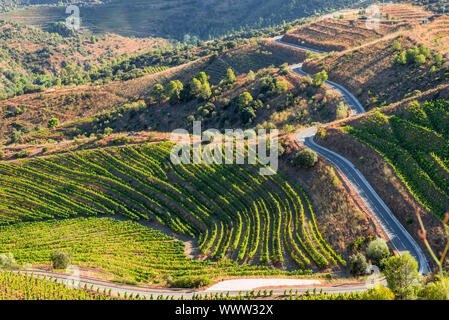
[273, 36, 430, 274]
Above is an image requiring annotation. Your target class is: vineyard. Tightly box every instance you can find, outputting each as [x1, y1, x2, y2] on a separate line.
[282, 17, 398, 52]
[143, 66, 170, 75]
[382, 3, 432, 23]
[347, 100, 449, 219]
[204, 44, 285, 84]
[413, 15, 449, 56]
[0, 271, 120, 300]
[0, 217, 293, 283]
[0, 141, 344, 273]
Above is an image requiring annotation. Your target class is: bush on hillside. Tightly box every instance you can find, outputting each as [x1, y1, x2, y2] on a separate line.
[51, 250, 72, 270]
[366, 238, 390, 266]
[169, 276, 212, 288]
[291, 149, 318, 168]
[349, 253, 368, 277]
[0, 253, 16, 268]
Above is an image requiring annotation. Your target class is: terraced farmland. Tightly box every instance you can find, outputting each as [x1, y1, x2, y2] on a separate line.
[0, 141, 344, 271]
[0, 217, 290, 283]
[414, 15, 449, 56]
[143, 66, 170, 75]
[0, 271, 121, 300]
[205, 44, 285, 84]
[346, 100, 449, 219]
[282, 18, 398, 52]
[382, 3, 432, 22]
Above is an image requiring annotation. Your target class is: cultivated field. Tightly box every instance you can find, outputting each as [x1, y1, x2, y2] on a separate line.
[0, 271, 122, 300]
[282, 18, 399, 52]
[316, 99, 449, 266]
[0, 141, 347, 272]
[0, 217, 292, 283]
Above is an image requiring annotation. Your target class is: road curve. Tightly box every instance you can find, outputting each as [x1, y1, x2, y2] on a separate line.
[12, 269, 385, 299]
[271, 37, 430, 274]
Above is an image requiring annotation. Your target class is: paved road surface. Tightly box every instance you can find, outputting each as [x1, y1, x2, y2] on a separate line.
[273, 37, 430, 274]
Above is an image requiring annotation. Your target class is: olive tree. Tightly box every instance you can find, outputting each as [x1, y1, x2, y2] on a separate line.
[366, 237, 390, 266]
[47, 118, 60, 129]
[0, 253, 16, 268]
[362, 283, 395, 300]
[383, 253, 421, 299]
[51, 250, 72, 270]
[151, 84, 165, 104]
[291, 149, 318, 168]
[349, 253, 368, 277]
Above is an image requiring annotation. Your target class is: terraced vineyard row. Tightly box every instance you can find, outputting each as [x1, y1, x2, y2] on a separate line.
[282, 18, 398, 52]
[347, 100, 449, 219]
[143, 66, 170, 75]
[0, 217, 286, 283]
[0, 271, 120, 300]
[414, 15, 449, 55]
[0, 141, 344, 271]
[382, 4, 432, 22]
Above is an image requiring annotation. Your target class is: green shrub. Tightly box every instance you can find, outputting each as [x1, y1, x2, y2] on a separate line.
[366, 237, 390, 266]
[51, 250, 72, 270]
[362, 284, 395, 300]
[312, 70, 328, 87]
[336, 102, 349, 120]
[349, 253, 368, 277]
[418, 278, 449, 300]
[291, 149, 318, 168]
[0, 253, 16, 268]
[47, 118, 60, 129]
[169, 276, 212, 288]
[15, 150, 31, 158]
[383, 253, 420, 300]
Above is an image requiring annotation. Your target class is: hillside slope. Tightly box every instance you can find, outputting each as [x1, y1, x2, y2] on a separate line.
[1, 0, 373, 39]
[315, 98, 449, 268]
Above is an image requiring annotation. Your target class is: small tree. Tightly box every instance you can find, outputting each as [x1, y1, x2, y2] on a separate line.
[283, 24, 293, 34]
[434, 53, 444, 66]
[238, 92, 254, 108]
[189, 78, 203, 100]
[415, 54, 426, 65]
[166, 80, 184, 104]
[291, 149, 318, 168]
[0, 253, 16, 268]
[392, 41, 402, 52]
[151, 84, 165, 104]
[274, 79, 288, 95]
[283, 124, 295, 134]
[349, 253, 368, 277]
[362, 283, 395, 300]
[199, 81, 212, 100]
[51, 250, 72, 270]
[47, 118, 60, 129]
[419, 278, 449, 300]
[196, 72, 209, 85]
[279, 63, 289, 76]
[336, 102, 348, 120]
[225, 68, 236, 84]
[383, 253, 421, 299]
[366, 237, 390, 266]
[312, 70, 328, 87]
[246, 70, 256, 82]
